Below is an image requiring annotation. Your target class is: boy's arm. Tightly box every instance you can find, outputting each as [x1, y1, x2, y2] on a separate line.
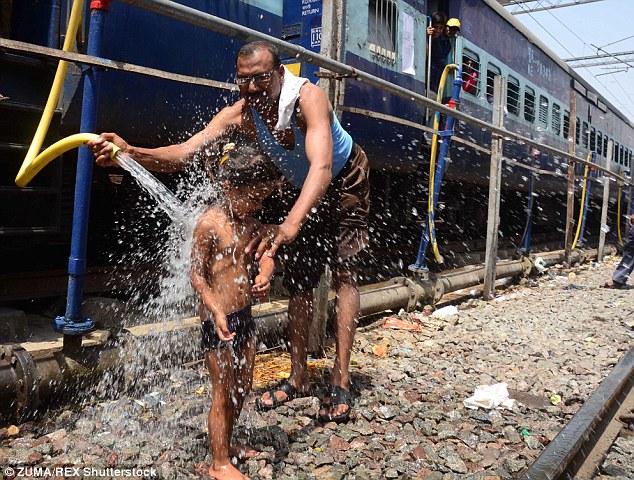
[191, 212, 234, 341]
[258, 254, 275, 280]
[252, 221, 276, 299]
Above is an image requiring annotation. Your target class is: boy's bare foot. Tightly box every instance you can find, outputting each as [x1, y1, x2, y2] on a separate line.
[208, 462, 250, 480]
[229, 444, 260, 462]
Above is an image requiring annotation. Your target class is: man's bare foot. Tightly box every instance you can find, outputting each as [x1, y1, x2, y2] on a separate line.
[229, 444, 260, 462]
[208, 462, 250, 480]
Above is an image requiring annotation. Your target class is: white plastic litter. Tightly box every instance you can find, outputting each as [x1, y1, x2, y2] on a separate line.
[463, 383, 516, 410]
[534, 257, 548, 274]
[431, 305, 459, 317]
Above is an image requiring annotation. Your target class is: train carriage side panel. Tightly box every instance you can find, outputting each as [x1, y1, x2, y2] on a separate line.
[339, 0, 428, 172]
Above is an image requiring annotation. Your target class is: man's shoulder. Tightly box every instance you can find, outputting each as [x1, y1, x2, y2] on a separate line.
[298, 81, 321, 97]
[297, 82, 329, 112]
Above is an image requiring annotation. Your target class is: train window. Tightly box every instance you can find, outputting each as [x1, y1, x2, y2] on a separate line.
[582, 121, 588, 148]
[462, 50, 480, 96]
[368, 0, 398, 63]
[597, 132, 603, 156]
[538, 95, 548, 127]
[486, 63, 501, 103]
[563, 110, 570, 139]
[524, 87, 535, 123]
[575, 117, 580, 145]
[620, 145, 624, 165]
[507, 76, 520, 115]
[590, 127, 596, 152]
[603, 135, 608, 157]
[551, 103, 561, 135]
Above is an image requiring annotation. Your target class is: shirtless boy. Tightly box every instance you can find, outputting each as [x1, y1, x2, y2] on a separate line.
[191, 144, 279, 480]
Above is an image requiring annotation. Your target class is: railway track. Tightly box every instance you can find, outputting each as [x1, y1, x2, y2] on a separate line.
[521, 346, 634, 480]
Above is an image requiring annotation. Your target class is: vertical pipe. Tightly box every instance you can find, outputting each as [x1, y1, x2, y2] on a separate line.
[410, 70, 461, 272]
[54, 1, 109, 334]
[432, 75, 462, 210]
[521, 166, 534, 253]
[565, 91, 577, 266]
[483, 76, 505, 300]
[598, 141, 613, 261]
[48, 0, 62, 48]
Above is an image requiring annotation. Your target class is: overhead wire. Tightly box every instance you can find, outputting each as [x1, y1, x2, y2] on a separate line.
[509, 1, 634, 119]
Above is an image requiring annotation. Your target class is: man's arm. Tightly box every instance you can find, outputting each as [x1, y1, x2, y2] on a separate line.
[89, 101, 244, 172]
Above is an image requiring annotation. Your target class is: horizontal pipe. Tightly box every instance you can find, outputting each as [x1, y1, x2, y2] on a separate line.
[0, 248, 614, 422]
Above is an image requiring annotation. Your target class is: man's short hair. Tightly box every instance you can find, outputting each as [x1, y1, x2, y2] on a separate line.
[236, 41, 281, 68]
[217, 142, 281, 188]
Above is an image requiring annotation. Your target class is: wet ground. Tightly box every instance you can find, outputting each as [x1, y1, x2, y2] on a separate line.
[1, 258, 633, 479]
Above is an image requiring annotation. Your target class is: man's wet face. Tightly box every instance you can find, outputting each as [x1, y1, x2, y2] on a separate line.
[236, 49, 282, 110]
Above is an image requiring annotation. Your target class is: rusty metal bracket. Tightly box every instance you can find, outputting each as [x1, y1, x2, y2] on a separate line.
[0, 345, 40, 422]
[314, 69, 358, 81]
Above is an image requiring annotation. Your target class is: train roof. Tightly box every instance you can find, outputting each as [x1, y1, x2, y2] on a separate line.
[486, 0, 634, 128]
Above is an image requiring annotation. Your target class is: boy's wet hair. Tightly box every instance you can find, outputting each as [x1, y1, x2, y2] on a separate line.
[216, 143, 280, 188]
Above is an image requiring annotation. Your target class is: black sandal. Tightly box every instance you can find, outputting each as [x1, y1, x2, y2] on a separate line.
[602, 281, 626, 289]
[255, 380, 311, 411]
[318, 385, 354, 424]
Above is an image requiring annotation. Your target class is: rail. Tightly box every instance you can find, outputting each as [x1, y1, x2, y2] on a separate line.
[520, 345, 634, 479]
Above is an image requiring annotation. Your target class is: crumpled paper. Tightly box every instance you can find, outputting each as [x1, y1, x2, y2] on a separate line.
[463, 382, 516, 410]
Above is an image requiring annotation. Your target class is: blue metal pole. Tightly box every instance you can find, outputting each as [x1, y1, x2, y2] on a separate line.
[47, 0, 62, 48]
[54, 2, 109, 334]
[521, 175, 534, 252]
[410, 72, 462, 273]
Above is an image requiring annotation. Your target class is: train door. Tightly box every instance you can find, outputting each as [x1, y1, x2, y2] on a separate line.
[426, 0, 462, 96]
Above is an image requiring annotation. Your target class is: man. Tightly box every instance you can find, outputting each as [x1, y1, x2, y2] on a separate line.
[603, 191, 634, 289]
[89, 41, 370, 423]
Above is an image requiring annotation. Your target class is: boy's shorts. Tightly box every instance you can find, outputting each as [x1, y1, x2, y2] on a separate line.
[201, 305, 254, 351]
[280, 143, 370, 295]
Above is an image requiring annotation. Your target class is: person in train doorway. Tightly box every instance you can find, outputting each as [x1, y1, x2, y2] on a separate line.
[445, 17, 461, 40]
[603, 192, 634, 289]
[89, 41, 371, 424]
[426, 11, 451, 93]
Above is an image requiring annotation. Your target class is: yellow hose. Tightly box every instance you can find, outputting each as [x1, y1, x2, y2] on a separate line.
[571, 152, 593, 249]
[428, 63, 459, 265]
[15, 0, 85, 186]
[15, 133, 120, 187]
